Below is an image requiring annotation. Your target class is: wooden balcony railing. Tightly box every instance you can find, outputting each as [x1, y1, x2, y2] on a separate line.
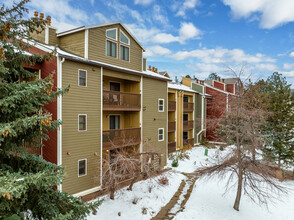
[168, 142, 176, 153]
[168, 121, 176, 132]
[184, 102, 193, 112]
[103, 90, 141, 111]
[183, 120, 194, 130]
[183, 138, 194, 147]
[168, 101, 176, 111]
[103, 127, 141, 150]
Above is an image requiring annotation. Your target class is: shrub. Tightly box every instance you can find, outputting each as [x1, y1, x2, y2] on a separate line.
[157, 176, 169, 186]
[171, 159, 179, 167]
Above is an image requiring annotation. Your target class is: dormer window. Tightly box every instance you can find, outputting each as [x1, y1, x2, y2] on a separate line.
[120, 30, 130, 45]
[106, 28, 117, 40]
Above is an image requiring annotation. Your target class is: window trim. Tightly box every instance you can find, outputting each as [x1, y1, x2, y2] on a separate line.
[78, 159, 87, 177]
[158, 98, 164, 112]
[106, 40, 117, 58]
[158, 128, 164, 142]
[119, 44, 130, 62]
[120, 30, 130, 45]
[78, 114, 87, 132]
[78, 69, 87, 87]
[106, 28, 118, 41]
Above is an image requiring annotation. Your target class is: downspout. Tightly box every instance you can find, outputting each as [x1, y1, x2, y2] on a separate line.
[57, 55, 65, 191]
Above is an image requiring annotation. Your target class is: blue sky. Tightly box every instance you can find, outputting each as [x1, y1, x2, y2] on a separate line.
[3, 0, 294, 85]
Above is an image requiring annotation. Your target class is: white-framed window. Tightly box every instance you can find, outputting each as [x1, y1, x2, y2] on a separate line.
[78, 159, 87, 177]
[158, 128, 164, 141]
[106, 40, 117, 58]
[78, 69, 87, 87]
[106, 28, 117, 40]
[120, 30, 130, 45]
[120, 45, 129, 61]
[158, 99, 164, 112]
[78, 114, 87, 131]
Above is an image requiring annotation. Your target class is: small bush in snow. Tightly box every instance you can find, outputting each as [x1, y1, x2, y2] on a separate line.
[171, 159, 179, 167]
[158, 176, 169, 186]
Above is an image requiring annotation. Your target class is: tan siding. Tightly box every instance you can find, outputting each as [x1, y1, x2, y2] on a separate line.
[88, 24, 142, 71]
[103, 68, 140, 82]
[62, 60, 101, 194]
[59, 31, 85, 57]
[142, 78, 168, 166]
[49, 28, 59, 45]
[31, 27, 45, 44]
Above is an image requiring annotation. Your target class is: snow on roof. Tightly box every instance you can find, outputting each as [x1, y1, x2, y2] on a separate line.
[168, 83, 199, 94]
[27, 40, 170, 81]
[56, 22, 145, 51]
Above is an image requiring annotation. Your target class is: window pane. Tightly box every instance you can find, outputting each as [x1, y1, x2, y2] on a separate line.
[124, 47, 129, 61]
[107, 41, 111, 56]
[79, 160, 86, 176]
[120, 31, 129, 44]
[107, 29, 116, 40]
[79, 116, 86, 131]
[120, 45, 124, 60]
[79, 71, 86, 86]
[79, 71, 86, 78]
[111, 42, 116, 57]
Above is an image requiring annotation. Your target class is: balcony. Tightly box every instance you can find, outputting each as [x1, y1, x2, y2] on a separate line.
[183, 138, 194, 147]
[183, 120, 194, 130]
[168, 101, 176, 111]
[168, 121, 176, 132]
[103, 127, 141, 150]
[183, 102, 193, 112]
[168, 142, 176, 153]
[103, 90, 141, 111]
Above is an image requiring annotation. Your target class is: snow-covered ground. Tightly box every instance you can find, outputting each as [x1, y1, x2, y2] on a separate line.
[175, 176, 294, 220]
[88, 146, 294, 220]
[87, 172, 186, 220]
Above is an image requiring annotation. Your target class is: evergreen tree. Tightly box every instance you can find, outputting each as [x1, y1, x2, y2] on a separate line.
[0, 1, 101, 218]
[262, 72, 294, 167]
[206, 72, 218, 80]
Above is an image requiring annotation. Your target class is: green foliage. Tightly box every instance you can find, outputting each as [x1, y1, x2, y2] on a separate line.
[171, 159, 179, 167]
[261, 72, 294, 167]
[206, 73, 218, 80]
[0, 1, 101, 218]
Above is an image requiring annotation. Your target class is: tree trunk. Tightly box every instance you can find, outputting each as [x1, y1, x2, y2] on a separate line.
[127, 172, 140, 191]
[233, 169, 243, 211]
[278, 152, 281, 167]
[252, 146, 256, 161]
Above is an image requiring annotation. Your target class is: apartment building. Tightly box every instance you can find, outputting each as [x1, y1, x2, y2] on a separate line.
[28, 18, 170, 197]
[167, 83, 196, 153]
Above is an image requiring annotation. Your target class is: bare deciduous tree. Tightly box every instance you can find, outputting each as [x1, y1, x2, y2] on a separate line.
[197, 66, 287, 211]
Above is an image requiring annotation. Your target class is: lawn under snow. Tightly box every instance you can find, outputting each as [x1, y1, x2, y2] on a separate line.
[87, 172, 186, 220]
[88, 146, 294, 220]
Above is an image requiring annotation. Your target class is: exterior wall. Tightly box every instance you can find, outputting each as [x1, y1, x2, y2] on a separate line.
[213, 80, 225, 91]
[61, 60, 101, 194]
[103, 111, 140, 130]
[182, 77, 192, 87]
[205, 87, 227, 141]
[88, 24, 143, 71]
[28, 46, 58, 164]
[103, 69, 140, 82]
[226, 84, 234, 94]
[48, 27, 59, 45]
[103, 75, 140, 93]
[30, 26, 45, 43]
[142, 77, 168, 167]
[59, 30, 85, 57]
[176, 91, 183, 149]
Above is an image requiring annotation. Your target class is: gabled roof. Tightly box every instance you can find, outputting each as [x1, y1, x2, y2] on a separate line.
[26, 40, 170, 82]
[159, 71, 170, 78]
[56, 22, 145, 51]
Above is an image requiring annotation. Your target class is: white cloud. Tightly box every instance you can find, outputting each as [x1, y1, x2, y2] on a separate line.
[144, 46, 171, 57]
[153, 33, 179, 44]
[106, 0, 143, 23]
[281, 71, 294, 78]
[170, 47, 276, 64]
[28, 0, 87, 32]
[95, 12, 109, 23]
[283, 63, 294, 70]
[176, 0, 200, 17]
[178, 22, 201, 41]
[134, 0, 154, 5]
[255, 63, 278, 72]
[289, 52, 294, 57]
[222, 0, 294, 29]
[153, 5, 169, 25]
